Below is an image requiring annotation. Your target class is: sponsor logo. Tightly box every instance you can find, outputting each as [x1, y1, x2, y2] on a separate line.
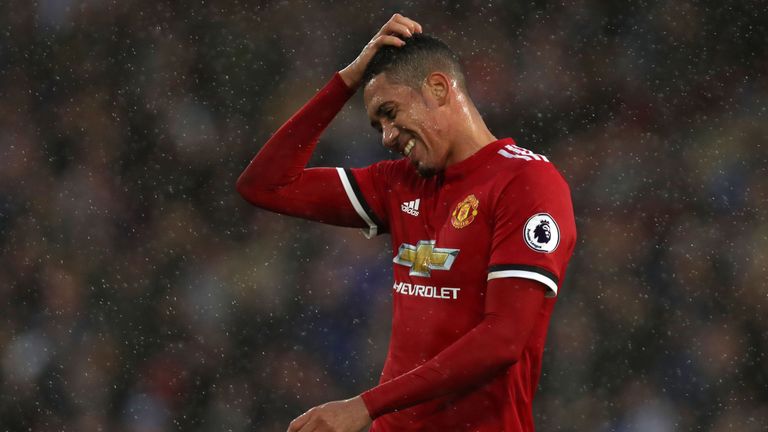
[393, 240, 459, 277]
[451, 194, 479, 229]
[401, 198, 420, 216]
[524, 213, 560, 253]
[393, 281, 460, 300]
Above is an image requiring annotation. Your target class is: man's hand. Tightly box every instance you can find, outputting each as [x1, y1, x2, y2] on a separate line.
[339, 14, 422, 89]
[287, 396, 372, 432]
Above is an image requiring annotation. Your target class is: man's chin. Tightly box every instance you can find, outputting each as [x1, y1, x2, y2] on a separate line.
[415, 163, 438, 178]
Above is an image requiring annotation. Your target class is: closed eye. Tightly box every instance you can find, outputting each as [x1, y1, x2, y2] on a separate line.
[383, 108, 397, 120]
[370, 103, 396, 133]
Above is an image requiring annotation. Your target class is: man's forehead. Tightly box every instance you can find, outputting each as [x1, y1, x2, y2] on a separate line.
[363, 75, 391, 114]
[364, 75, 413, 116]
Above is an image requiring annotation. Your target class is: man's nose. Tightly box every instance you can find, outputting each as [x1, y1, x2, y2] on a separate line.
[382, 123, 399, 149]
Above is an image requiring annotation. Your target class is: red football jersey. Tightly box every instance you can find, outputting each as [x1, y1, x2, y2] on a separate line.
[336, 138, 577, 431]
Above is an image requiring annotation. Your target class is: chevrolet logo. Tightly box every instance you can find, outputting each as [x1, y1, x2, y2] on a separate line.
[393, 240, 459, 277]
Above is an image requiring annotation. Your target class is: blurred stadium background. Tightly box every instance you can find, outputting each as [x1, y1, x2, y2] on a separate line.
[1, 0, 766, 431]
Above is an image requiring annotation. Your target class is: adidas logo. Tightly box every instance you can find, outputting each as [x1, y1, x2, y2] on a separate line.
[401, 198, 420, 216]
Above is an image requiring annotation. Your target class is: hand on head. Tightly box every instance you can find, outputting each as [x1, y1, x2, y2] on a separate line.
[339, 14, 422, 89]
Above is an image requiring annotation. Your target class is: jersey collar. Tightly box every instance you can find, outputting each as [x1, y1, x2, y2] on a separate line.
[442, 137, 516, 182]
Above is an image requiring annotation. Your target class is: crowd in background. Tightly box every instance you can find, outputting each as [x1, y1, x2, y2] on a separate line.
[1, 0, 766, 430]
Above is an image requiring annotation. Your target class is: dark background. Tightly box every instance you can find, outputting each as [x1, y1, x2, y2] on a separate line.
[1, 0, 766, 431]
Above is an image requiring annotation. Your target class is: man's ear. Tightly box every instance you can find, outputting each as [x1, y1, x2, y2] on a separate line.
[423, 72, 451, 106]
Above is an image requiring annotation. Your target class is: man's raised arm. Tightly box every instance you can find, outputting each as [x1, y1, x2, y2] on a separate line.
[236, 14, 422, 229]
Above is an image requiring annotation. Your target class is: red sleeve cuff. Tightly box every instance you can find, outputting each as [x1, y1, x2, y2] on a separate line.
[330, 72, 357, 99]
[360, 385, 389, 420]
[359, 363, 446, 420]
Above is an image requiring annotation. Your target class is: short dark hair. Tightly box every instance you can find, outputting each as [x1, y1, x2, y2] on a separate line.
[362, 33, 467, 92]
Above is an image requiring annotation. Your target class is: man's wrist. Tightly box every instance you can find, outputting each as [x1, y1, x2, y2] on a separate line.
[338, 67, 361, 90]
[350, 395, 373, 421]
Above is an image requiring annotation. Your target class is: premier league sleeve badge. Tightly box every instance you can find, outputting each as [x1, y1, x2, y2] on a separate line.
[523, 213, 560, 253]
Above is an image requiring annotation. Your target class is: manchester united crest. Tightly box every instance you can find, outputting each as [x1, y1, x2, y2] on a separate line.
[451, 194, 479, 229]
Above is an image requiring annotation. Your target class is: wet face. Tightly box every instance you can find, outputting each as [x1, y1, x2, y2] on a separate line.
[363, 73, 449, 177]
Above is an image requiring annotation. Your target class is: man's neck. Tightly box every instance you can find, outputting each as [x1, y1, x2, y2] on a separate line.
[445, 109, 497, 166]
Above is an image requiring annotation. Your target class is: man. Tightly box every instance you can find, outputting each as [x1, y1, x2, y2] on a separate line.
[237, 14, 576, 432]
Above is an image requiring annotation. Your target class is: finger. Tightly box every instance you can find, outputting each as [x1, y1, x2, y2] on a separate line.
[296, 417, 321, 432]
[383, 13, 404, 28]
[373, 34, 406, 48]
[287, 411, 312, 432]
[393, 14, 423, 34]
[382, 21, 414, 39]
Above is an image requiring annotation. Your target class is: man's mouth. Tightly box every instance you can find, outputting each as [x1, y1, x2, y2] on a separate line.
[403, 138, 416, 156]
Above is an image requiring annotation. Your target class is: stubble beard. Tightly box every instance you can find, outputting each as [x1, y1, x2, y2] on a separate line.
[415, 162, 438, 178]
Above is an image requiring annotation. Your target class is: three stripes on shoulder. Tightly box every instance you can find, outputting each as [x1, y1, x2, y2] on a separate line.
[498, 144, 549, 162]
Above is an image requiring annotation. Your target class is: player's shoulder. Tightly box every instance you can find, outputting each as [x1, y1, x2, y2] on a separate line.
[380, 156, 413, 171]
[490, 143, 575, 225]
[490, 142, 568, 187]
[362, 157, 422, 193]
[365, 157, 415, 179]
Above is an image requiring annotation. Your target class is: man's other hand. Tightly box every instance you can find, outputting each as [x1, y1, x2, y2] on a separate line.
[339, 13, 422, 89]
[287, 396, 372, 432]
